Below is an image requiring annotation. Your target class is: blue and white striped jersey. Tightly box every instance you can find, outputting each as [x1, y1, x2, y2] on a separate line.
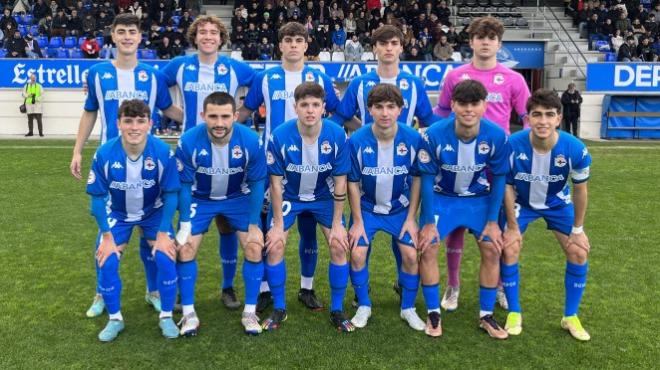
[507, 129, 591, 210]
[84, 62, 173, 143]
[335, 70, 435, 126]
[243, 66, 340, 140]
[267, 119, 349, 202]
[86, 135, 180, 222]
[162, 54, 256, 132]
[175, 123, 266, 201]
[348, 123, 422, 215]
[417, 118, 509, 197]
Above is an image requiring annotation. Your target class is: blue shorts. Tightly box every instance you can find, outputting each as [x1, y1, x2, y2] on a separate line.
[102, 209, 173, 246]
[267, 198, 338, 231]
[431, 193, 490, 241]
[350, 209, 414, 247]
[502, 203, 575, 236]
[191, 196, 250, 235]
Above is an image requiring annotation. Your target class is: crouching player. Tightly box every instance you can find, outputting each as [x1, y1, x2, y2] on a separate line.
[345, 84, 429, 332]
[175, 92, 266, 335]
[418, 80, 509, 339]
[500, 89, 592, 340]
[86, 99, 180, 341]
[264, 82, 352, 332]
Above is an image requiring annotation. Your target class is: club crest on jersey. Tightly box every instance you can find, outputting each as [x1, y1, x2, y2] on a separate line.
[232, 145, 243, 159]
[554, 154, 567, 167]
[399, 79, 409, 90]
[418, 149, 430, 163]
[176, 158, 184, 172]
[305, 72, 315, 82]
[87, 170, 96, 184]
[493, 73, 505, 85]
[478, 141, 490, 155]
[266, 151, 275, 165]
[397, 143, 408, 156]
[217, 64, 228, 75]
[144, 157, 156, 171]
[321, 140, 332, 155]
[138, 70, 148, 82]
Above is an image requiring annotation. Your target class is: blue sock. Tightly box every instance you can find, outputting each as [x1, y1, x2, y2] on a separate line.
[399, 271, 420, 310]
[350, 265, 371, 307]
[422, 284, 440, 311]
[139, 237, 158, 293]
[98, 253, 121, 315]
[243, 259, 264, 305]
[391, 236, 403, 277]
[501, 262, 521, 313]
[219, 232, 238, 290]
[479, 286, 497, 313]
[564, 261, 588, 317]
[298, 214, 318, 282]
[329, 262, 349, 312]
[176, 260, 198, 306]
[265, 260, 287, 310]
[154, 251, 177, 312]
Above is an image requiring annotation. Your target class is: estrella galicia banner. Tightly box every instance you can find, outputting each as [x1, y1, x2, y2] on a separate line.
[586, 63, 660, 93]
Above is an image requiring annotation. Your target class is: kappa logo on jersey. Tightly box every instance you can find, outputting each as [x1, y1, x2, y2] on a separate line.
[418, 149, 430, 163]
[144, 157, 156, 171]
[111, 161, 124, 169]
[363, 146, 374, 154]
[582, 148, 589, 158]
[493, 73, 505, 85]
[399, 79, 409, 90]
[87, 170, 96, 184]
[366, 81, 377, 87]
[396, 143, 408, 156]
[199, 149, 209, 156]
[305, 72, 315, 82]
[478, 141, 490, 155]
[186, 64, 197, 71]
[266, 150, 275, 165]
[270, 73, 281, 80]
[176, 158, 184, 172]
[443, 144, 455, 152]
[217, 64, 228, 75]
[461, 73, 470, 80]
[555, 154, 567, 167]
[321, 140, 332, 155]
[138, 70, 148, 82]
[232, 145, 243, 159]
[101, 72, 113, 80]
[287, 144, 299, 152]
[517, 153, 529, 161]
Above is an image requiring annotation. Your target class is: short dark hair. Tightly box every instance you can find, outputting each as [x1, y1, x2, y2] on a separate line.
[526, 89, 563, 114]
[111, 13, 141, 31]
[118, 99, 150, 119]
[278, 22, 308, 42]
[452, 80, 488, 103]
[203, 92, 236, 112]
[467, 16, 505, 41]
[294, 82, 325, 102]
[367, 84, 404, 108]
[371, 24, 404, 46]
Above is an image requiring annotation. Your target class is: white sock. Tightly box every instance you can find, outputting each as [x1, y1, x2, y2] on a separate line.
[243, 304, 256, 314]
[300, 276, 314, 290]
[428, 308, 441, 314]
[109, 312, 123, 321]
[480, 310, 493, 318]
[182, 304, 195, 316]
[159, 311, 173, 319]
[401, 308, 414, 314]
[260, 281, 270, 293]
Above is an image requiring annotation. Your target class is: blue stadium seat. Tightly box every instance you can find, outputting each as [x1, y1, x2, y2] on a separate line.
[13, 15, 21, 23]
[139, 49, 156, 59]
[37, 36, 48, 48]
[78, 36, 86, 47]
[95, 36, 105, 48]
[19, 25, 27, 37]
[171, 15, 180, 25]
[22, 14, 33, 25]
[47, 47, 59, 58]
[56, 48, 68, 58]
[0, 48, 7, 58]
[604, 52, 616, 62]
[99, 47, 111, 59]
[64, 36, 77, 49]
[29, 25, 39, 36]
[69, 49, 83, 58]
[594, 40, 610, 52]
[49, 37, 63, 49]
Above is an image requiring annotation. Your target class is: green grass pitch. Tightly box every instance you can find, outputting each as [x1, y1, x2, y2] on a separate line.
[0, 139, 658, 369]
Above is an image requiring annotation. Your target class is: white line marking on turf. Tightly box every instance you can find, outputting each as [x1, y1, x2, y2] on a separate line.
[0, 146, 75, 149]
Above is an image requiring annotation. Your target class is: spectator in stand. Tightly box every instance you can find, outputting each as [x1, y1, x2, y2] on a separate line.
[433, 34, 454, 61]
[68, 9, 84, 36]
[82, 12, 97, 36]
[305, 34, 320, 61]
[242, 38, 259, 60]
[344, 11, 356, 38]
[331, 23, 346, 51]
[369, 12, 382, 32]
[5, 29, 27, 58]
[33, 0, 51, 21]
[601, 18, 615, 38]
[317, 23, 332, 51]
[24, 34, 43, 58]
[316, 0, 330, 25]
[408, 46, 424, 61]
[304, 14, 315, 32]
[561, 83, 583, 137]
[286, 0, 300, 19]
[38, 14, 53, 37]
[49, 0, 59, 17]
[344, 33, 363, 61]
[637, 36, 658, 61]
[0, 8, 18, 36]
[51, 8, 68, 38]
[366, 0, 381, 17]
[355, 9, 368, 36]
[631, 4, 649, 24]
[586, 13, 604, 50]
[146, 23, 162, 49]
[302, 1, 314, 22]
[246, 22, 259, 46]
[330, 1, 343, 19]
[631, 18, 646, 38]
[438, 1, 451, 25]
[273, 0, 288, 22]
[260, 22, 276, 45]
[644, 14, 657, 37]
[128, 1, 143, 19]
[258, 36, 274, 60]
[652, 3, 660, 23]
[81, 34, 100, 58]
[457, 24, 471, 59]
[405, 37, 421, 60]
[179, 10, 194, 33]
[615, 12, 631, 34]
[152, 1, 171, 25]
[231, 24, 246, 50]
[420, 38, 433, 61]
[359, 30, 372, 52]
[446, 25, 459, 46]
[232, 6, 248, 30]
[617, 35, 639, 61]
[652, 35, 660, 56]
[170, 37, 185, 57]
[247, 1, 262, 26]
[611, 29, 624, 52]
[157, 36, 172, 59]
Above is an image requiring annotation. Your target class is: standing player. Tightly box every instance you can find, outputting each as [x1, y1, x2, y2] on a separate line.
[69, 13, 183, 318]
[263, 82, 352, 332]
[344, 84, 429, 333]
[499, 89, 592, 340]
[162, 15, 256, 309]
[239, 22, 342, 311]
[175, 92, 267, 336]
[332, 24, 440, 300]
[86, 99, 180, 342]
[418, 80, 509, 339]
[432, 16, 531, 312]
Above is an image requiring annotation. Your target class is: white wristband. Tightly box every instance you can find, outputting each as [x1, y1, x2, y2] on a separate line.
[571, 225, 584, 234]
[176, 221, 192, 245]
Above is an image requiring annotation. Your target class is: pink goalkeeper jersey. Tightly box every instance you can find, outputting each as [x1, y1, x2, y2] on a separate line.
[433, 63, 531, 135]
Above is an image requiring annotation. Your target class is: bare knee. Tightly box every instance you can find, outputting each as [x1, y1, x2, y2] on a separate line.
[350, 247, 368, 270]
[502, 241, 521, 264]
[566, 244, 589, 264]
[178, 242, 198, 262]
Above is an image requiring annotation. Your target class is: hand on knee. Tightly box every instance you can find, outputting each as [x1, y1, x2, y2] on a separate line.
[177, 243, 197, 262]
